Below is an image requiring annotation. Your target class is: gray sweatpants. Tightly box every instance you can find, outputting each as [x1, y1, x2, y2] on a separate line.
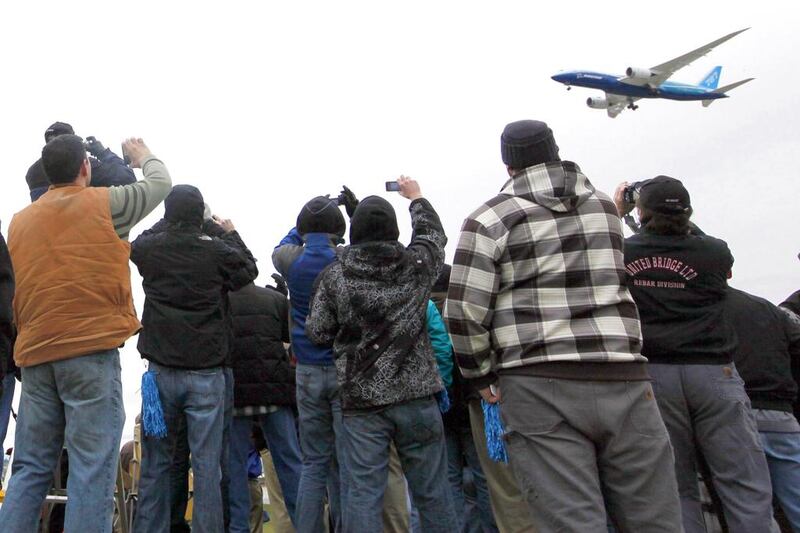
[648, 363, 776, 533]
[498, 374, 682, 533]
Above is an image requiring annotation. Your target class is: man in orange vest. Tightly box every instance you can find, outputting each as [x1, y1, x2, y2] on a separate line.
[0, 134, 172, 533]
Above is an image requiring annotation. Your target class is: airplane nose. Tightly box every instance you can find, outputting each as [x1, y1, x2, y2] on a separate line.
[551, 73, 565, 83]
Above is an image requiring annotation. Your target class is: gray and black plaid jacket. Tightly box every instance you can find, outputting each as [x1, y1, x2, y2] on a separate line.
[444, 161, 644, 388]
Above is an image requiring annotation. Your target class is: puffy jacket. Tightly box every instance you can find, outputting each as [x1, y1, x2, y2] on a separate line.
[131, 191, 258, 369]
[273, 229, 340, 366]
[229, 283, 295, 408]
[306, 198, 447, 411]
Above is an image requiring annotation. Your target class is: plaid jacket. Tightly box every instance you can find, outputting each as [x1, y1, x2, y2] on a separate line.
[444, 161, 644, 388]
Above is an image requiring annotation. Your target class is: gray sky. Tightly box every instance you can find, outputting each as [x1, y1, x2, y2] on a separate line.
[1, 1, 796, 445]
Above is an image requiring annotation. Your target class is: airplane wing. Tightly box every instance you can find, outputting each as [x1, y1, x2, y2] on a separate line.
[620, 28, 749, 87]
[606, 93, 637, 118]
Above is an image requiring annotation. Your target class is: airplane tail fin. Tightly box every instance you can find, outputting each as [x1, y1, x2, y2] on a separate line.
[698, 66, 722, 90]
[702, 77, 755, 107]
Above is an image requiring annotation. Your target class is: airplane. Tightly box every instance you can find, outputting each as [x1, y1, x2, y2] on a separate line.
[551, 28, 754, 118]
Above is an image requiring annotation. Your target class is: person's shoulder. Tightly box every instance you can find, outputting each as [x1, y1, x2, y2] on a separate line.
[26, 158, 43, 174]
[460, 193, 513, 229]
[690, 234, 731, 256]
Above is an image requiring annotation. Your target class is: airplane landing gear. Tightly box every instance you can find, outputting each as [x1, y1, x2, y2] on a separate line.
[627, 103, 639, 110]
[566, 86, 571, 91]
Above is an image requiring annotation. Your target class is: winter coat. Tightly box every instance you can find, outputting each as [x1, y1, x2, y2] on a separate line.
[427, 300, 454, 388]
[306, 198, 447, 411]
[727, 287, 800, 413]
[445, 161, 645, 390]
[272, 230, 341, 366]
[130, 197, 258, 369]
[229, 283, 295, 408]
[624, 231, 736, 364]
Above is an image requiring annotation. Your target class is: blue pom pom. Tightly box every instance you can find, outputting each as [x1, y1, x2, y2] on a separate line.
[141, 370, 167, 439]
[482, 400, 508, 463]
[435, 388, 451, 414]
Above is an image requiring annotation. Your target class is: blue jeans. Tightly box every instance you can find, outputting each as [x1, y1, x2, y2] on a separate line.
[221, 367, 234, 528]
[0, 373, 16, 451]
[168, 415, 191, 533]
[760, 431, 800, 531]
[0, 349, 124, 533]
[342, 396, 457, 533]
[229, 408, 303, 532]
[444, 425, 499, 533]
[134, 363, 225, 533]
[295, 363, 348, 533]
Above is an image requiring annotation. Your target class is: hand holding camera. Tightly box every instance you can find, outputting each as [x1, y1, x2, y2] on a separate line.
[84, 136, 107, 158]
[121, 138, 152, 169]
[614, 181, 635, 217]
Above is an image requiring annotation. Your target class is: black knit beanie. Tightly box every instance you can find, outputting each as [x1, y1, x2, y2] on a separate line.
[501, 120, 560, 170]
[164, 185, 205, 226]
[349, 196, 400, 245]
[297, 196, 346, 237]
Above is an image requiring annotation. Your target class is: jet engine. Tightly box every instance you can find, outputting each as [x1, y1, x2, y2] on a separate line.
[625, 67, 655, 79]
[586, 96, 608, 109]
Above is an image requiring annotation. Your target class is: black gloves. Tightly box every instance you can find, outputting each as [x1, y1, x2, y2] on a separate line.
[270, 273, 288, 296]
[85, 136, 106, 157]
[339, 185, 359, 218]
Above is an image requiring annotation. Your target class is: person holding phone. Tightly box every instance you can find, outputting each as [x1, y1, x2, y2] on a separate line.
[306, 177, 456, 533]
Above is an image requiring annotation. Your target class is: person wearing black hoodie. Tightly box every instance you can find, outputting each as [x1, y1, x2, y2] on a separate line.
[726, 287, 800, 531]
[130, 185, 258, 533]
[306, 176, 456, 533]
[615, 176, 775, 533]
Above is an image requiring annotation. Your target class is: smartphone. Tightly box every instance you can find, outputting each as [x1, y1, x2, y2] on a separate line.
[121, 143, 131, 166]
[385, 181, 400, 192]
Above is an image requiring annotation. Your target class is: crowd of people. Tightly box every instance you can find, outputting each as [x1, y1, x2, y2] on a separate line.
[0, 119, 797, 533]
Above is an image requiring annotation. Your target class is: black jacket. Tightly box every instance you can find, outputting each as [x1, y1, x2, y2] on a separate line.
[726, 287, 800, 412]
[131, 213, 258, 369]
[230, 283, 295, 408]
[306, 198, 447, 411]
[624, 231, 736, 364]
[0, 229, 14, 382]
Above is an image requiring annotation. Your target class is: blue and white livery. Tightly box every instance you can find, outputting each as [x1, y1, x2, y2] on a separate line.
[552, 29, 754, 118]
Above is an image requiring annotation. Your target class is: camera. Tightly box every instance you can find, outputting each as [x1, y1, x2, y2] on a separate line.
[335, 193, 347, 206]
[623, 180, 647, 205]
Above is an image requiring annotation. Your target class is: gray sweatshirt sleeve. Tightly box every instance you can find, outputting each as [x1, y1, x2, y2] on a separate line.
[107, 155, 173, 240]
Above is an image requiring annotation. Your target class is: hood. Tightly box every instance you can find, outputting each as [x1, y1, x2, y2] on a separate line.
[782, 290, 800, 317]
[500, 161, 595, 213]
[349, 196, 399, 245]
[164, 185, 204, 226]
[339, 241, 409, 283]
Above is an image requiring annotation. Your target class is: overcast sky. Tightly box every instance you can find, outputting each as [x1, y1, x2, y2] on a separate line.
[1, 1, 796, 445]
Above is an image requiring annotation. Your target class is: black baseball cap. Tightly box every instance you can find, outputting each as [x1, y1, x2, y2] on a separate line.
[44, 122, 75, 142]
[638, 175, 691, 214]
